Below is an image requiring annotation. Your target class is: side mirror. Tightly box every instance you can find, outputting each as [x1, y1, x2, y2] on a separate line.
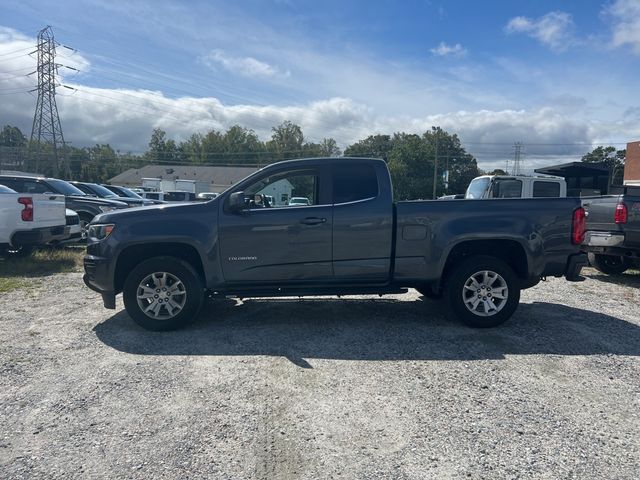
[228, 191, 246, 212]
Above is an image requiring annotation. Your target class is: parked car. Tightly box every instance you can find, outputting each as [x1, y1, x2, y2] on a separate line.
[84, 157, 587, 331]
[581, 185, 640, 274]
[196, 192, 219, 201]
[63, 209, 82, 243]
[288, 196, 310, 206]
[0, 175, 128, 238]
[465, 175, 567, 199]
[102, 184, 165, 204]
[142, 191, 196, 203]
[0, 184, 69, 256]
[69, 181, 155, 207]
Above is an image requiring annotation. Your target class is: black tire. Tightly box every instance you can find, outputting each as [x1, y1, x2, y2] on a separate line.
[445, 255, 520, 328]
[415, 286, 443, 299]
[123, 256, 204, 331]
[587, 253, 630, 275]
[78, 213, 94, 241]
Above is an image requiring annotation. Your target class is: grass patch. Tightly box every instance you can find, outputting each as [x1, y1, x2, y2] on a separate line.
[0, 246, 84, 281]
[0, 277, 26, 293]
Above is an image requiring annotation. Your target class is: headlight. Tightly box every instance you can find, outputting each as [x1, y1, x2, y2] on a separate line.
[87, 224, 115, 240]
[99, 205, 118, 213]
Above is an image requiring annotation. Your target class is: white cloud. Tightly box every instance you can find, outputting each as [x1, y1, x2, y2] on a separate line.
[430, 42, 467, 58]
[200, 49, 288, 78]
[505, 11, 574, 52]
[606, 0, 640, 54]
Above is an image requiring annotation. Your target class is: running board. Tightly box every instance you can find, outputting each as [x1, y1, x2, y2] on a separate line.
[209, 286, 409, 298]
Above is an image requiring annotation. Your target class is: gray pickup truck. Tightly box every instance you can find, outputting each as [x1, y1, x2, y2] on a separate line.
[83, 157, 587, 330]
[582, 187, 640, 274]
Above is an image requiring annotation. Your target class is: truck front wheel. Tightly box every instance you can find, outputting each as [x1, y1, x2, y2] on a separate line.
[123, 256, 204, 331]
[587, 253, 630, 275]
[445, 255, 520, 328]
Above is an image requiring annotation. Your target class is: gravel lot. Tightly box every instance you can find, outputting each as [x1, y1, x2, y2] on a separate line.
[1, 268, 639, 479]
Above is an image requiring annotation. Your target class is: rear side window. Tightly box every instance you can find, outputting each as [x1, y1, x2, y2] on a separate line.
[22, 181, 48, 194]
[0, 179, 19, 191]
[533, 181, 561, 198]
[333, 164, 378, 204]
[491, 179, 522, 198]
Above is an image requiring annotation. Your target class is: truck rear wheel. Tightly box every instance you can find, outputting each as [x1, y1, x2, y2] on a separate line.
[587, 253, 630, 275]
[123, 256, 204, 331]
[445, 255, 520, 328]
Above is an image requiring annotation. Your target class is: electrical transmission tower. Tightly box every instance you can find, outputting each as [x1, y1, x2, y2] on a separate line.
[512, 142, 524, 175]
[30, 26, 66, 176]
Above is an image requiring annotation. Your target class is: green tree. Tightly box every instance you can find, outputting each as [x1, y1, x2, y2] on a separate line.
[179, 133, 204, 164]
[267, 121, 305, 160]
[318, 138, 341, 157]
[201, 129, 225, 163]
[388, 133, 434, 200]
[582, 145, 626, 185]
[344, 134, 393, 161]
[0, 125, 27, 147]
[223, 125, 264, 164]
[345, 128, 478, 200]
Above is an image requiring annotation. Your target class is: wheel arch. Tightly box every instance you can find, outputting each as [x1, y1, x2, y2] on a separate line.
[114, 242, 206, 293]
[440, 239, 529, 287]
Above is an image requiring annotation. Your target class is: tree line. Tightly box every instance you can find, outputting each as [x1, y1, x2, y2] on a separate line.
[0, 122, 625, 200]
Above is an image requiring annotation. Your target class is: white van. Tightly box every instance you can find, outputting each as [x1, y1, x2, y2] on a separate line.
[465, 175, 567, 199]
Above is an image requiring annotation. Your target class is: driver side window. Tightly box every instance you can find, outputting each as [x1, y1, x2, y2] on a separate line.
[243, 169, 320, 209]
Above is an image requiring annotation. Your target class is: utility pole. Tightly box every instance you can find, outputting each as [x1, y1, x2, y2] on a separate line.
[30, 26, 66, 176]
[432, 129, 439, 199]
[512, 142, 524, 176]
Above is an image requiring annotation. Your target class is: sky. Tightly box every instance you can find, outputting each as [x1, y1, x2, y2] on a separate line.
[1, 0, 639, 172]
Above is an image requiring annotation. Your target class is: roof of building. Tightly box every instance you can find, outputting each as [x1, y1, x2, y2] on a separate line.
[108, 164, 259, 187]
[534, 161, 610, 178]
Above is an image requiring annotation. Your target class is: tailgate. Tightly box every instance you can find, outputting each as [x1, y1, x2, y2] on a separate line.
[582, 196, 623, 232]
[29, 194, 66, 228]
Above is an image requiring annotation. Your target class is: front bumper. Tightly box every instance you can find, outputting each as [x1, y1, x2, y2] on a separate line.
[83, 254, 116, 309]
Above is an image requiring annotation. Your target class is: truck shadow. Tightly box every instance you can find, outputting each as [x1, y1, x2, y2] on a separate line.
[583, 270, 640, 288]
[93, 297, 640, 365]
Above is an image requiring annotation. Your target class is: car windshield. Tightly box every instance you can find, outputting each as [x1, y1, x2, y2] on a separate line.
[118, 187, 143, 199]
[465, 177, 491, 199]
[0, 184, 17, 193]
[46, 179, 87, 196]
[86, 183, 120, 198]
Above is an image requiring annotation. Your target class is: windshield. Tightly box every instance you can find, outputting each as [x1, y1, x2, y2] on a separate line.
[118, 187, 143, 199]
[46, 179, 87, 196]
[465, 177, 491, 199]
[86, 183, 119, 198]
[0, 185, 16, 193]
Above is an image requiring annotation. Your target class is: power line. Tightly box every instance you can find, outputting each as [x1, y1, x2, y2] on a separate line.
[0, 46, 33, 57]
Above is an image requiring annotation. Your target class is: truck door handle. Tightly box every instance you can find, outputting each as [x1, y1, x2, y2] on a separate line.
[300, 217, 326, 225]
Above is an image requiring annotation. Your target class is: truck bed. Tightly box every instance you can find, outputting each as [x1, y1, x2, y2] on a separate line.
[394, 197, 584, 284]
